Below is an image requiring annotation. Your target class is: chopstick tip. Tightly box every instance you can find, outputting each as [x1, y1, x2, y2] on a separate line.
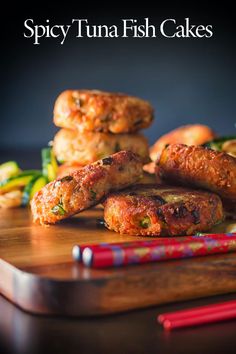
[163, 320, 172, 330]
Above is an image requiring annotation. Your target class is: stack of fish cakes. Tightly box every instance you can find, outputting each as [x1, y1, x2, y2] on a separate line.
[53, 90, 154, 175]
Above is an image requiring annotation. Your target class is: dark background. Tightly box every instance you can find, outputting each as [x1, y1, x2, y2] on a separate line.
[1, 4, 235, 153]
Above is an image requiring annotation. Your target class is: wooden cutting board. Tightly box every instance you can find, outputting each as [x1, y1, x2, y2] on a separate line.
[0, 207, 236, 316]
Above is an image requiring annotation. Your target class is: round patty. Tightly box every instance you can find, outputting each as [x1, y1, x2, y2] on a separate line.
[150, 124, 215, 162]
[31, 151, 143, 225]
[103, 184, 223, 236]
[53, 90, 154, 133]
[157, 144, 236, 202]
[53, 128, 150, 165]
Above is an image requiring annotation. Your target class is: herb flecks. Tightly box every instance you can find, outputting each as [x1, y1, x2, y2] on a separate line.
[191, 210, 201, 224]
[51, 202, 66, 216]
[195, 232, 208, 236]
[90, 190, 97, 200]
[55, 176, 74, 188]
[140, 216, 151, 229]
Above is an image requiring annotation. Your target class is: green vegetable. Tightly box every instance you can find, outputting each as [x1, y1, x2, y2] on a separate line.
[0, 170, 41, 194]
[90, 190, 97, 200]
[21, 175, 47, 206]
[203, 136, 236, 151]
[51, 202, 66, 215]
[30, 176, 47, 197]
[57, 157, 65, 164]
[42, 147, 58, 182]
[0, 161, 21, 181]
[194, 232, 208, 236]
[140, 216, 151, 229]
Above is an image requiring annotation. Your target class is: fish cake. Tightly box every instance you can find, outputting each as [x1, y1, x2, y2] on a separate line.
[31, 151, 143, 225]
[158, 144, 236, 202]
[103, 184, 223, 236]
[53, 128, 150, 164]
[149, 124, 215, 162]
[53, 90, 154, 133]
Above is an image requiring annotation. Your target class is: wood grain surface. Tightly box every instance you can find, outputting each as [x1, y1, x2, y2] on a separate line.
[0, 207, 236, 316]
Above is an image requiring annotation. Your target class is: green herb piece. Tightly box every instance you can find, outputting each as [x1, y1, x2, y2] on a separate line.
[140, 216, 151, 229]
[57, 158, 65, 164]
[90, 190, 97, 200]
[191, 210, 200, 225]
[203, 136, 236, 151]
[0, 161, 21, 181]
[42, 147, 58, 182]
[195, 232, 208, 236]
[51, 202, 66, 215]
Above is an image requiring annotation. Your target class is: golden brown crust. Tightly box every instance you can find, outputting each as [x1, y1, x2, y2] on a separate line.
[150, 124, 215, 162]
[53, 128, 150, 164]
[103, 184, 223, 236]
[158, 144, 236, 202]
[31, 151, 143, 225]
[53, 90, 154, 133]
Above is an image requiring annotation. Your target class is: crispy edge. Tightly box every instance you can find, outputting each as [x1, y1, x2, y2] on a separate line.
[31, 151, 143, 224]
[157, 144, 236, 202]
[53, 90, 154, 133]
[103, 184, 223, 236]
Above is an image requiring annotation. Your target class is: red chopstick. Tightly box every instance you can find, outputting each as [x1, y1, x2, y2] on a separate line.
[157, 299, 236, 330]
[78, 233, 236, 268]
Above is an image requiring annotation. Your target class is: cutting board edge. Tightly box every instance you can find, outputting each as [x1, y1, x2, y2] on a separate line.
[1, 256, 236, 317]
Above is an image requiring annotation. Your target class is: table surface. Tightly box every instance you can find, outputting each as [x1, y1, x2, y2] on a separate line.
[1, 149, 236, 354]
[0, 292, 236, 354]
